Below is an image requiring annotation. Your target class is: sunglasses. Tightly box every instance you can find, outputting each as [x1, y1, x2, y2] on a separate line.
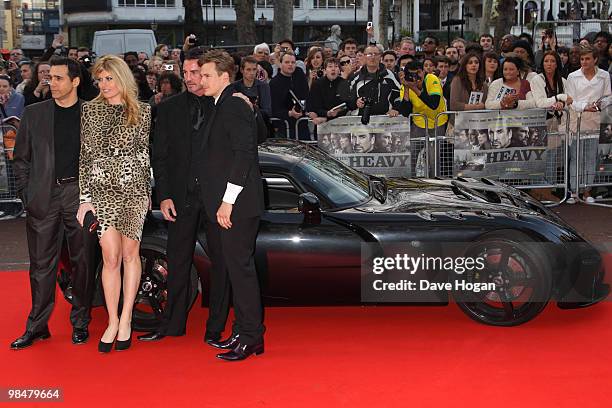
[339, 60, 351, 66]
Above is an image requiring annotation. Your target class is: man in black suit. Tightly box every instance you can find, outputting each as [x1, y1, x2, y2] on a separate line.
[140, 47, 217, 342]
[141, 48, 252, 343]
[198, 50, 265, 361]
[11, 57, 95, 349]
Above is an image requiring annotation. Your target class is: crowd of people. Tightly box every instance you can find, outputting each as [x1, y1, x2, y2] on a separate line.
[3, 27, 612, 359]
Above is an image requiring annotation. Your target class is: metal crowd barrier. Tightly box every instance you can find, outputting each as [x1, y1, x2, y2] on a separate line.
[0, 124, 24, 219]
[573, 111, 612, 208]
[433, 109, 571, 207]
[269, 117, 290, 139]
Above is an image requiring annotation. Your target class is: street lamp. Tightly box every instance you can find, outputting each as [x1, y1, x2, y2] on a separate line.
[258, 13, 267, 43]
[150, 19, 158, 31]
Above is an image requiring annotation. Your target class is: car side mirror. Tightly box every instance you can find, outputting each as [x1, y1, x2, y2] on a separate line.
[298, 192, 321, 224]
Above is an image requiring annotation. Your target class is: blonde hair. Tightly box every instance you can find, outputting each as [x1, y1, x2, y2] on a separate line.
[92, 55, 141, 127]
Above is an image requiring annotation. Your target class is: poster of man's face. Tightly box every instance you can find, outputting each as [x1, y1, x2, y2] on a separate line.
[373, 133, 393, 153]
[600, 123, 612, 144]
[352, 132, 375, 153]
[489, 126, 512, 149]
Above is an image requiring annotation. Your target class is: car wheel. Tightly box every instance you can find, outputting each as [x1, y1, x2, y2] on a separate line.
[132, 235, 200, 332]
[454, 231, 552, 327]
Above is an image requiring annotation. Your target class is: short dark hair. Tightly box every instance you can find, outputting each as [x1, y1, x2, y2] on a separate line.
[185, 46, 208, 61]
[382, 50, 397, 60]
[280, 51, 296, 63]
[240, 55, 258, 69]
[595, 31, 612, 44]
[479, 34, 493, 41]
[434, 56, 451, 65]
[502, 55, 525, 72]
[124, 51, 138, 60]
[465, 43, 483, 55]
[341, 38, 357, 51]
[77, 47, 89, 53]
[68, 46, 78, 52]
[49, 57, 82, 81]
[278, 38, 295, 50]
[405, 60, 423, 71]
[398, 54, 414, 65]
[199, 49, 235, 79]
[424, 36, 439, 46]
[323, 57, 340, 68]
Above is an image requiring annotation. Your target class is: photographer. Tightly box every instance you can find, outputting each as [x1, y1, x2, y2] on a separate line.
[233, 56, 272, 116]
[270, 51, 309, 139]
[397, 60, 448, 176]
[342, 45, 401, 120]
[306, 57, 347, 125]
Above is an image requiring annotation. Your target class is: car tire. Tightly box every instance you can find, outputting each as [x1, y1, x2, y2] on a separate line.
[454, 231, 552, 327]
[131, 234, 200, 332]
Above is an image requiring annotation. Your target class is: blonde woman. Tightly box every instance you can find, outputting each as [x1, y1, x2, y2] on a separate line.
[76, 55, 151, 353]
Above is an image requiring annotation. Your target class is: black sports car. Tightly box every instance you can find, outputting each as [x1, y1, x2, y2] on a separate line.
[58, 139, 609, 330]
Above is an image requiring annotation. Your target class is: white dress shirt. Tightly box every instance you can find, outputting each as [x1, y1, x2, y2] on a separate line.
[565, 67, 611, 112]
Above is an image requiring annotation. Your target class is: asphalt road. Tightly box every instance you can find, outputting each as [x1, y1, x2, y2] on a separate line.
[0, 204, 610, 271]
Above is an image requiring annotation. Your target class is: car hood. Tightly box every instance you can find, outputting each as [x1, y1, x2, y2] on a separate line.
[355, 176, 561, 221]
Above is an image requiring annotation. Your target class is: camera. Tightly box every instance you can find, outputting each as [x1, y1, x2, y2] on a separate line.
[162, 64, 174, 71]
[316, 69, 324, 78]
[79, 55, 94, 69]
[404, 67, 419, 82]
[360, 97, 373, 125]
[188, 35, 197, 45]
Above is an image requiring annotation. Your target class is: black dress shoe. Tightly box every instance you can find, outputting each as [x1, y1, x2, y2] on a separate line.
[72, 328, 89, 345]
[137, 331, 166, 341]
[216, 342, 264, 361]
[10, 328, 51, 350]
[207, 333, 240, 349]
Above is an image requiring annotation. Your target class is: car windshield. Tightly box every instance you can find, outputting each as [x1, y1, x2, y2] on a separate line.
[292, 146, 370, 209]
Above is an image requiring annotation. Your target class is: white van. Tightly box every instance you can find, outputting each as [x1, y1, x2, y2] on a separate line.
[92, 29, 157, 57]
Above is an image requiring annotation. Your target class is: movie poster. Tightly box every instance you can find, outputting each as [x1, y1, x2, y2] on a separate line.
[596, 107, 612, 180]
[316, 116, 411, 177]
[452, 110, 548, 183]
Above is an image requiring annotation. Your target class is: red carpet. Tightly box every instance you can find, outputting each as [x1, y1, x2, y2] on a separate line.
[0, 270, 611, 408]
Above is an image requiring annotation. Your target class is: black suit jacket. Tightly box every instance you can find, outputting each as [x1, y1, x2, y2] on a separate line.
[13, 99, 83, 219]
[152, 91, 213, 211]
[199, 86, 264, 222]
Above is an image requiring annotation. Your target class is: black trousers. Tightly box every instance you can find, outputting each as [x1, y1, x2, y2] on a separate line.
[205, 216, 264, 345]
[161, 189, 211, 335]
[25, 182, 95, 333]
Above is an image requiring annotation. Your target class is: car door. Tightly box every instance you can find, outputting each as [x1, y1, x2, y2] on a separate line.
[256, 174, 364, 304]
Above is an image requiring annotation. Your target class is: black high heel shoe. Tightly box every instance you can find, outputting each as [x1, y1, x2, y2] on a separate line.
[98, 330, 118, 353]
[115, 327, 132, 351]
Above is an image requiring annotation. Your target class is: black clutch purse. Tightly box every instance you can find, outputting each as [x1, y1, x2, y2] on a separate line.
[83, 211, 99, 234]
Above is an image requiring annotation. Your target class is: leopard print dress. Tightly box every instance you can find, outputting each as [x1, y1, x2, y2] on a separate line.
[79, 101, 151, 241]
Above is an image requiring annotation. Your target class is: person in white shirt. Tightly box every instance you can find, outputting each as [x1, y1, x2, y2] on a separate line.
[485, 56, 536, 110]
[565, 45, 612, 203]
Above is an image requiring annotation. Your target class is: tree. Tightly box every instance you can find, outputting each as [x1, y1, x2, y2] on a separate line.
[273, 0, 293, 42]
[183, 0, 205, 43]
[493, 0, 516, 49]
[379, 0, 389, 48]
[234, 0, 257, 47]
[480, 0, 492, 37]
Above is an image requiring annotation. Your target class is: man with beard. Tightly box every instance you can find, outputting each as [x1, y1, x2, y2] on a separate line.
[445, 46, 460, 76]
[373, 133, 393, 153]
